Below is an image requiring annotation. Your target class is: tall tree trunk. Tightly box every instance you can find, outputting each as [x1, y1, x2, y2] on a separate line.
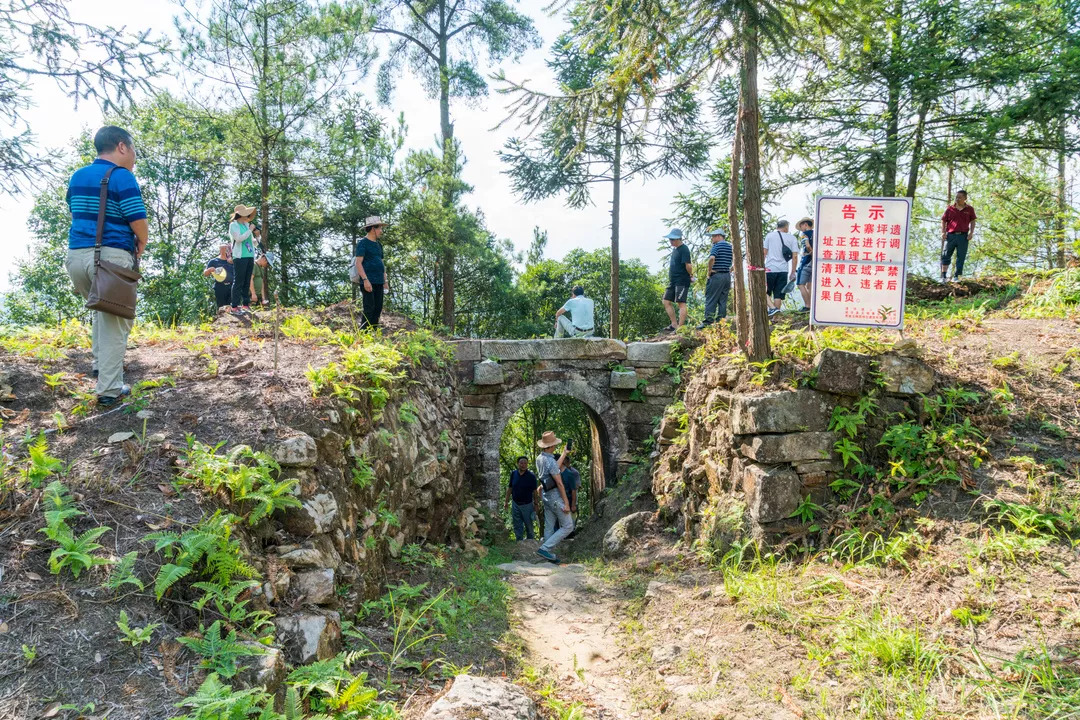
[740, 19, 771, 362]
[905, 99, 929, 198]
[882, 0, 903, 196]
[259, 7, 271, 249]
[727, 99, 749, 350]
[1056, 115, 1067, 268]
[438, 2, 456, 332]
[610, 119, 623, 339]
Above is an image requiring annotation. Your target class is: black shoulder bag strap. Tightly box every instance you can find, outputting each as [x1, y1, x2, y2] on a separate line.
[94, 167, 140, 271]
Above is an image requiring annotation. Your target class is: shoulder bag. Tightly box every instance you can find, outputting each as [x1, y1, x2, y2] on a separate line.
[85, 167, 142, 319]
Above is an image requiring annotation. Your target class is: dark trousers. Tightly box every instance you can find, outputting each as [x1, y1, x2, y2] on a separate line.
[704, 273, 731, 323]
[360, 284, 385, 328]
[231, 257, 254, 307]
[214, 283, 232, 309]
[941, 233, 969, 276]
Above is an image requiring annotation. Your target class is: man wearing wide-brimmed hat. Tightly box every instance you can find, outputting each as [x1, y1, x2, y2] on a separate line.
[535, 430, 573, 562]
[354, 215, 390, 329]
[228, 204, 258, 313]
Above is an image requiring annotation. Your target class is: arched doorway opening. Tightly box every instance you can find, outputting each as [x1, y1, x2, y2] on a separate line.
[476, 380, 626, 511]
[497, 395, 608, 537]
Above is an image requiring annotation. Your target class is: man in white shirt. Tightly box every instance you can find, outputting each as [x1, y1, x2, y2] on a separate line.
[763, 219, 800, 316]
[554, 285, 595, 338]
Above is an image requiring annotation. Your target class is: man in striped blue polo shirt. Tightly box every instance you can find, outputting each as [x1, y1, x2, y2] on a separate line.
[699, 227, 733, 329]
[65, 126, 149, 406]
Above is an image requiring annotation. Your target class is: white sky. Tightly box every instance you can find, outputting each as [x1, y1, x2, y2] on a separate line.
[0, 0, 813, 292]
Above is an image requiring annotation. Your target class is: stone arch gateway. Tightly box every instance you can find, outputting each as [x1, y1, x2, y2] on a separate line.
[449, 338, 682, 505]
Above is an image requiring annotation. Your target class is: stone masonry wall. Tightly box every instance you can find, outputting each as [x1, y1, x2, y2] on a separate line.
[241, 357, 470, 671]
[653, 347, 936, 547]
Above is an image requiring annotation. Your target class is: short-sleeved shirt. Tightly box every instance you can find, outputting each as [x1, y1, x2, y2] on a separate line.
[561, 467, 580, 506]
[509, 469, 538, 505]
[354, 237, 385, 285]
[560, 296, 595, 330]
[942, 205, 976, 234]
[67, 159, 147, 252]
[669, 243, 692, 286]
[536, 452, 560, 492]
[205, 257, 234, 286]
[764, 231, 799, 272]
[709, 241, 733, 274]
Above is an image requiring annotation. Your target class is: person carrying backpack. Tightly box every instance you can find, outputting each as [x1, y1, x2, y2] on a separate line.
[763, 219, 800, 317]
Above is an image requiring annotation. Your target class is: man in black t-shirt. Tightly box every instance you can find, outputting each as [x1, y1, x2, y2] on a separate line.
[554, 461, 580, 532]
[203, 246, 234, 311]
[662, 228, 694, 332]
[503, 456, 539, 541]
[354, 215, 389, 329]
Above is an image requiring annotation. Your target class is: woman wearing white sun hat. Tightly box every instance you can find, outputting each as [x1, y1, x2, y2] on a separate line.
[228, 204, 258, 313]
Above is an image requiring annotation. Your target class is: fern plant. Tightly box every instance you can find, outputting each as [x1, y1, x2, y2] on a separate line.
[39, 481, 111, 579]
[103, 550, 144, 592]
[178, 440, 301, 525]
[116, 609, 160, 653]
[144, 511, 257, 602]
[25, 434, 65, 488]
[173, 673, 278, 720]
[177, 620, 267, 679]
[287, 652, 391, 719]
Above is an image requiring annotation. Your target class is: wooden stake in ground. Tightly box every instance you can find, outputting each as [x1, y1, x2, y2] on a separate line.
[273, 290, 280, 376]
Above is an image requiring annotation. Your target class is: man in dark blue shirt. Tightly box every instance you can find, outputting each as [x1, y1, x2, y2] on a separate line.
[700, 227, 733, 328]
[354, 215, 389, 329]
[65, 126, 148, 406]
[662, 228, 694, 332]
[554, 460, 580, 532]
[503, 456, 539, 540]
[204, 246, 234, 311]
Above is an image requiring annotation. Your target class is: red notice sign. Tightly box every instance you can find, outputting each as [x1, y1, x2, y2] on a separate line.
[811, 196, 912, 330]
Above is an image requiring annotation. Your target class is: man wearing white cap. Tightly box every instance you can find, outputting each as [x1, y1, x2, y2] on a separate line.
[699, 227, 733, 328]
[662, 228, 693, 332]
[354, 216, 390, 329]
[535, 431, 573, 563]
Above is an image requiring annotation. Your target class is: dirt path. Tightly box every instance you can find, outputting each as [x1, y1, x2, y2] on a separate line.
[499, 561, 637, 719]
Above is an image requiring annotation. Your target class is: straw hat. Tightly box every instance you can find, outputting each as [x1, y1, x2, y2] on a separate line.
[797, 217, 813, 227]
[211, 267, 227, 283]
[363, 215, 388, 229]
[536, 431, 562, 449]
[232, 204, 257, 221]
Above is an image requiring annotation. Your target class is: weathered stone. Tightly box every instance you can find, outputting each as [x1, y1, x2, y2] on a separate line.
[742, 463, 802, 524]
[462, 406, 493, 422]
[730, 390, 837, 435]
[292, 568, 335, 606]
[235, 644, 285, 693]
[282, 492, 339, 536]
[480, 338, 626, 362]
[738, 431, 839, 464]
[610, 370, 639, 390]
[450, 339, 481, 363]
[108, 431, 135, 444]
[794, 459, 843, 474]
[603, 511, 653, 555]
[879, 355, 935, 395]
[622, 402, 668, 426]
[463, 394, 497, 408]
[813, 349, 871, 396]
[277, 537, 341, 569]
[271, 433, 317, 467]
[627, 342, 674, 367]
[652, 645, 682, 664]
[422, 674, 538, 720]
[273, 611, 341, 665]
[474, 360, 505, 386]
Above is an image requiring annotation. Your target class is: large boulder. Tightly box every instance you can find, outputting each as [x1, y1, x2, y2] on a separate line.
[738, 431, 839, 464]
[273, 611, 341, 665]
[473, 360, 505, 386]
[272, 433, 318, 467]
[813, 349, 871, 396]
[422, 675, 538, 720]
[627, 342, 674, 367]
[730, 390, 837, 435]
[741, 463, 802, 524]
[281, 492, 339, 536]
[879, 355, 935, 395]
[602, 511, 653, 555]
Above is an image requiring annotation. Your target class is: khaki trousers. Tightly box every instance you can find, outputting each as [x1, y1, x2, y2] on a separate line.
[65, 247, 134, 398]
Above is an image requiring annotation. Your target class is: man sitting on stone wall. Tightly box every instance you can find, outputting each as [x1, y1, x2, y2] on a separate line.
[554, 285, 595, 338]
